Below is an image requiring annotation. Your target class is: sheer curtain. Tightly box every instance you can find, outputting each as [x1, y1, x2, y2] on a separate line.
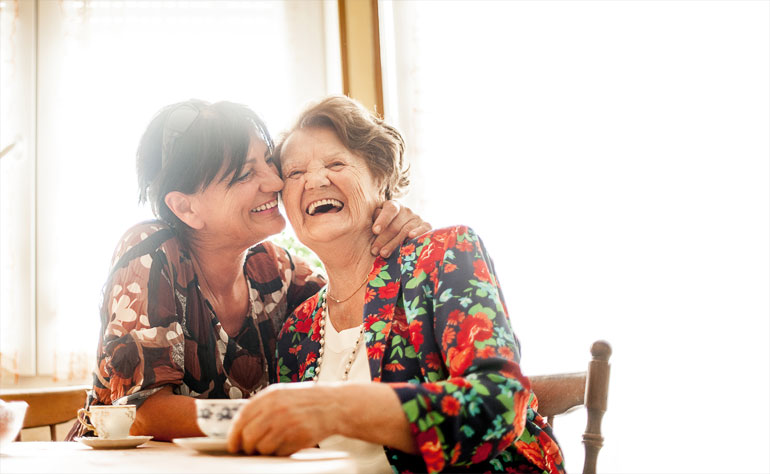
[380, 1, 769, 473]
[1, 0, 340, 384]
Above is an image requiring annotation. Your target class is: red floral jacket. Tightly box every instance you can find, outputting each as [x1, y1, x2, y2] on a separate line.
[277, 226, 565, 473]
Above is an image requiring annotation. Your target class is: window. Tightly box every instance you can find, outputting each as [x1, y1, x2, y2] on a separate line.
[379, 1, 769, 473]
[0, 0, 341, 383]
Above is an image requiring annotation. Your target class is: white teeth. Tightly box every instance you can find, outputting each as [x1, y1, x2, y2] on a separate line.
[251, 200, 278, 212]
[307, 198, 343, 215]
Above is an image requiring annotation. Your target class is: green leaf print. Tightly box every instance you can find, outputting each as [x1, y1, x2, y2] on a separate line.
[403, 399, 420, 422]
[496, 392, 515, 424]
[405, 271, 426, 289]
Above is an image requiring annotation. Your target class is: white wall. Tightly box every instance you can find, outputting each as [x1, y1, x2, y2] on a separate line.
[382, 1, 770, 472]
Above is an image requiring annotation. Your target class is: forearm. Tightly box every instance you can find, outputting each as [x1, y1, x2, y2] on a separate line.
[129, 386, 204, 441]
[328, 383, 417, 454]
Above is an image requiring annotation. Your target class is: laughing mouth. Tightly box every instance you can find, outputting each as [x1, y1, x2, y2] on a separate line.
[251, 199, 278, 213]
[306, 198, 344, 216]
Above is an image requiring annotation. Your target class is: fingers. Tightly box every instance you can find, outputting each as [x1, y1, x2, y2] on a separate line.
[408, 221, 431, 239]
[373, 216, 424, 258]
[371, 200, 400, 236]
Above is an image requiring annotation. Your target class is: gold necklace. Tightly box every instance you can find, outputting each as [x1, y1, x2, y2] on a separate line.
[326, 273, 370, 304]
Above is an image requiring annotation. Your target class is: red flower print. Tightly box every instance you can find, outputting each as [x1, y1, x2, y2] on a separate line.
[299, 352, 318, 377]
[415, 241, 441, 278]
[409, 320, 424, 352]
[295, 296, 317, 319]
[384, 362, 405, 372]
[416, 427, 445, 473]
[444, 263, 457, 273]
[423, 382, 443, 394]
[447, 346, 474, 376]
[440, 396, 461, 416]
[288, 345, 302, 355]
[378, 281, 400, 299]
[364, 287, 376, 303]
[473, 260, 492, 283]
[447, 310, 465, 326]
[310, 311, 323, 342]
[364, 314, 378, 331]
[514, 440, 546, 470]
[441, 327, 456, 347]
[378, 304, 395, 320]
[444, 230, 457, 250]
[392, 309, 409, 337]
[446, 377, 472, 389]
[497, 431, 516, 452]
[499, 346, 514, 360]
[471, 442, 492, 464]
[294, 314, 312, 334]
[370, 258, 386, 280]
[457, 313, 494, 347]
[400, 243, 415, 257]
[425, 352, 443, 371]
[367, 342, 385, 359]
[478, 346, 496, 358]
[456, 240, 474, 252]
[449, 442, 462, 465]
[513, 389, 530, 434]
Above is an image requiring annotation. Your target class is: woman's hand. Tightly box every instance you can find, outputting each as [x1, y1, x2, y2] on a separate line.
[371, 201, 431, 257]
[226, 382, 335, 456]
[226, 381, 416, 456]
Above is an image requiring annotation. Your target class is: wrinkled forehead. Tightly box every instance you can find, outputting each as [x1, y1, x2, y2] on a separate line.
[279, 126, 349, 168]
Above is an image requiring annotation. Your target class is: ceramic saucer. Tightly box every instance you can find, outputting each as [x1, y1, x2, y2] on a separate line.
[172, 436, 229, 454]
[76, 435, 152, 449]
[290, 448, 349, 461]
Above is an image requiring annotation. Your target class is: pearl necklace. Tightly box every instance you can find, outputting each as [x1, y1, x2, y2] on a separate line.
[313, 293, 366, 382]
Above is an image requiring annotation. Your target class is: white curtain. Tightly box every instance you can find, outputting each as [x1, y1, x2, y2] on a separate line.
[380, 1, 770, 473]
[1, 0, 340, 384]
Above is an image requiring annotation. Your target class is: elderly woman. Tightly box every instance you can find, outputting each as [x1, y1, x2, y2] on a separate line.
[67, 99, 429, 441]
[227, 96, 565, 474]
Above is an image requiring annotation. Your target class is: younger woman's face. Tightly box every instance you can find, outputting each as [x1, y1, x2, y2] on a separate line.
[191, 134, 286, 248]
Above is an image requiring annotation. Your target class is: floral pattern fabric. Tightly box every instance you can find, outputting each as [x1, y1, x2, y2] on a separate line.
[69, 220, 323, 438]
[277, 226, 565, 473]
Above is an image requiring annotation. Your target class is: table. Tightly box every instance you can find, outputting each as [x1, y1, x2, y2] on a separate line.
[0, 441, 357, 473]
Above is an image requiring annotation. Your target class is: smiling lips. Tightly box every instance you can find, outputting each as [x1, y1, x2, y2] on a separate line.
[306, 198, 344, 216]
[251, 199, 278, 213]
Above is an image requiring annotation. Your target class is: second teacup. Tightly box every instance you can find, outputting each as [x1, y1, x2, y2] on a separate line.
[194, 399, 248, 439]
[77, 404, 136, 439]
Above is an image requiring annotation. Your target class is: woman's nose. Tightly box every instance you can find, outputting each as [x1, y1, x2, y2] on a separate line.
[304, 168, 330, 189]
[258, 164, 284, 192]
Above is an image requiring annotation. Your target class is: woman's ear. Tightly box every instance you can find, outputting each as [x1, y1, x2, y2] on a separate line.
[165, 191, 204, 230]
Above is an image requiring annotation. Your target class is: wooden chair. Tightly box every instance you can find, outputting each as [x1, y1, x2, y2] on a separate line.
[0, 385, 90, 441]
[530, 340, 612, 474]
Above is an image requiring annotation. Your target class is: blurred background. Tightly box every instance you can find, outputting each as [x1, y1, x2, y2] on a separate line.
[1, 1, 768, 472]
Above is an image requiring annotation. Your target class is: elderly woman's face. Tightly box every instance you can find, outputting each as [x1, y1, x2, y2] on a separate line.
[280, 127, 382, 247]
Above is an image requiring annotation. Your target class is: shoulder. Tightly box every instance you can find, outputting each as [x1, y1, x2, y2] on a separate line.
[110, 220, 181, 267]
[246, 241, 324, 287]
[400, 225, 480, 258]
[244, 241, 289, 279]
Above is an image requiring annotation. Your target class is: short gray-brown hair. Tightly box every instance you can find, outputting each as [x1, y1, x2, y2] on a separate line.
[274, 95, 410, 200]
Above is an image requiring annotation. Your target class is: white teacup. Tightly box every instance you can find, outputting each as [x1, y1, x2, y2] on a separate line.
[194, 399, 248, 439]
[77, 405, 136, 439]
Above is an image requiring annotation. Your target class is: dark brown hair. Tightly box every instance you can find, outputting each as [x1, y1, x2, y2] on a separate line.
[136, 99, 272, 236]
[274, 95, 409, 200]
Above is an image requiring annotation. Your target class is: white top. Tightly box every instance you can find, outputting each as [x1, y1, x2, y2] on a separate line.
[317, 314, 392, 474]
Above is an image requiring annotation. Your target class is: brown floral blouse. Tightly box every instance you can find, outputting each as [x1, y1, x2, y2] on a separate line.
[69, 220, 323, 438]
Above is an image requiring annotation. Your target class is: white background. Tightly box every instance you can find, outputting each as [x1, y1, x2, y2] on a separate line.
[381, 1, 770, 472]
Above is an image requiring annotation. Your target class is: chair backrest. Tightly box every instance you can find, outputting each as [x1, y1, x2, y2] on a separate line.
[530, 340, 612, 474]
[0, 385, 90, 441]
